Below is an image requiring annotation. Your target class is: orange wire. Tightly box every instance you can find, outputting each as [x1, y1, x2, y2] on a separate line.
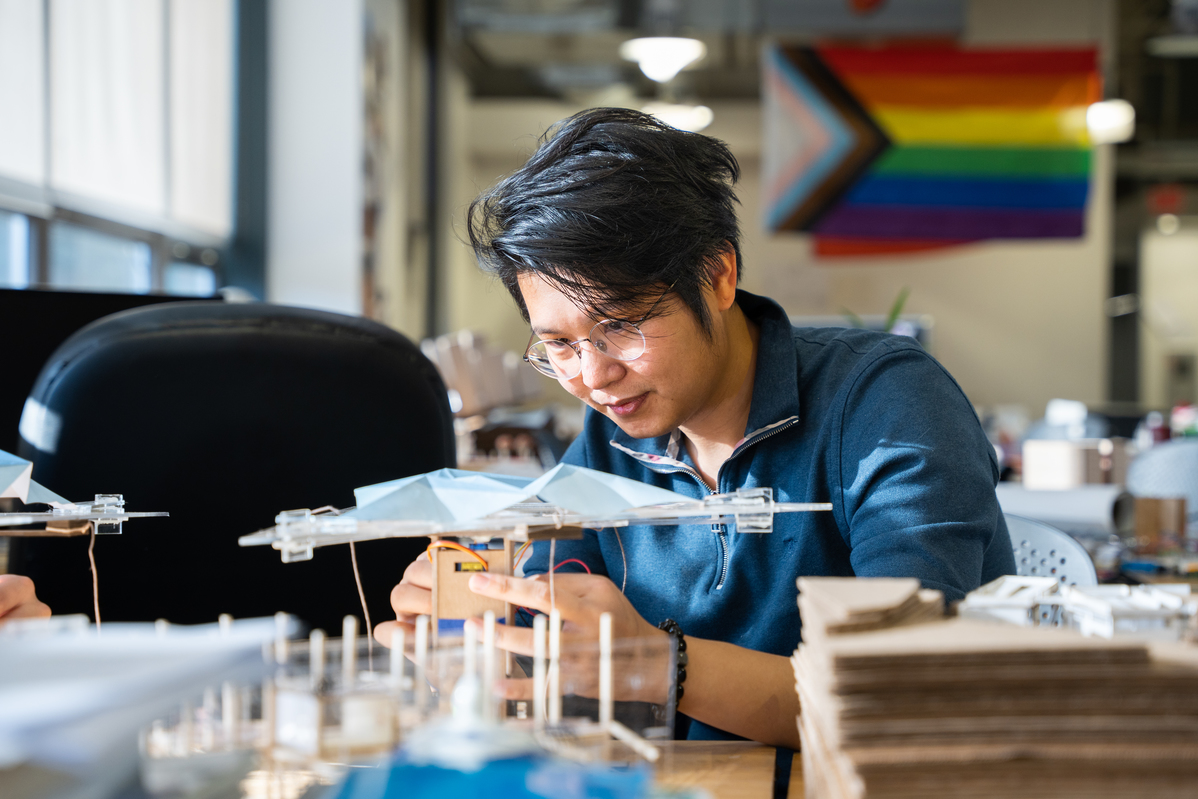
[514, 540, 533, 568]
[426, 540, 489, 570]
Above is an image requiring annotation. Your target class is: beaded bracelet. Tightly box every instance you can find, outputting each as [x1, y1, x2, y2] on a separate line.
[657, 618, 688, 703]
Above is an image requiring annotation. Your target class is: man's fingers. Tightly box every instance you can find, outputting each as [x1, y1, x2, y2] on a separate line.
[401, 556, 432, 588]
[389, 582, 431, 617]
[0, 574, 37, 616]
[373, 620, 414, 649]
[464, 617, 537, 656]
[1, 600, 51, 621]
[466, 573, 582, 617]
[495, 677, 535, 700]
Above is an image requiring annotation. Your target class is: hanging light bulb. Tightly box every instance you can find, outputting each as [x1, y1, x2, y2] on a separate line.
[619, 37, 706, 83]
[1086, 99, 1136, 144]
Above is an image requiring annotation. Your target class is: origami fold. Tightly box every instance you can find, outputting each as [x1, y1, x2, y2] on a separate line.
[348, 464, 690, 525]
[0, 449, 67, 506]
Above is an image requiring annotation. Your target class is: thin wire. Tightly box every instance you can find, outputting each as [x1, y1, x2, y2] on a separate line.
[551, 559, 591, 574]
[349, 541, 373, 670]
[514, 540, 533, 571]
[87, 527, 100, 631]
[613, 528, 627, 593]
[426, 540, 489, 569]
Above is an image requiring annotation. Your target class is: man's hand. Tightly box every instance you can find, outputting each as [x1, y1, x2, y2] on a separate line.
[464, 571, 664, 654]
[0, 574, 50, 624]
[373, 553, 432, 647]
[464, 571, 670, 703]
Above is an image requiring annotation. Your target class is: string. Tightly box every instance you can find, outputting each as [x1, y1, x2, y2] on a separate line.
[87, 527, 100, 631]
[551, 559, 591, 574]
[613, 528, 627, 593]
[349, 541, 373, 670]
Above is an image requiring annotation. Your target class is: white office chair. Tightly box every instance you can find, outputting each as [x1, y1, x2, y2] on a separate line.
[1007, 514, 1098, 588]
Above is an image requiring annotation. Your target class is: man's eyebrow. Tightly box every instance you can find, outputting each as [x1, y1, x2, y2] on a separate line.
[530, 325, 562, 336]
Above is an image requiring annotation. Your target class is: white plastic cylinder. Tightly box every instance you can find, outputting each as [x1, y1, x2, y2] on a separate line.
[533, 614, 547, 727]
[548, 609, 562, 724]
[342, 616, 358, 686]
[599, 612, 613, 727]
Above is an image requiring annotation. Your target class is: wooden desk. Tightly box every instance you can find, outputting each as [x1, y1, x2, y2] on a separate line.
[655, 741, 803, 799]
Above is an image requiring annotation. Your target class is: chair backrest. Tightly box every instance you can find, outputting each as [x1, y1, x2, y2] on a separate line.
[1126, 439, 1198, 537]
[1006, 514, 1097, 588]
[10, 302, 455, 633]
[0, 287, 210, 453]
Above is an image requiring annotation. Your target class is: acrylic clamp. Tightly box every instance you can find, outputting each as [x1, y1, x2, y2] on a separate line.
[0, 493, 169, 536]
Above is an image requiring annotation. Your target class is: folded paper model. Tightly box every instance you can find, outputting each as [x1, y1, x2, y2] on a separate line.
[241, 463, 831, 644]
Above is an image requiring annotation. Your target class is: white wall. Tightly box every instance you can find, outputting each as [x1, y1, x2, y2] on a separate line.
[1140, 222, 1198, 408]
[267, 0, 363, 314]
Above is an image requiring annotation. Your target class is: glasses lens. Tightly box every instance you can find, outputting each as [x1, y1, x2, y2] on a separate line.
[527, 340, 581, 378]
[592, 320, 646, 361]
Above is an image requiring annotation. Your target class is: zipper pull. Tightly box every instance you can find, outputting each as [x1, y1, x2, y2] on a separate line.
[711, 523, 724, 535]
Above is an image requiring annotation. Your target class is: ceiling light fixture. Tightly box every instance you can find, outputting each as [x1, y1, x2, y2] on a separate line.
[641, 102, 713, 132]
[619, 37, 706, 84]
[1086, 99, 1136, 144]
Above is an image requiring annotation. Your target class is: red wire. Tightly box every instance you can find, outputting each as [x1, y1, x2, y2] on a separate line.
[518, 559, 592, 618]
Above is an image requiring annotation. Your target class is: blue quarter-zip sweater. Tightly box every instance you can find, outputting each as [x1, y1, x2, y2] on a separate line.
[523, 289, 1015, 740]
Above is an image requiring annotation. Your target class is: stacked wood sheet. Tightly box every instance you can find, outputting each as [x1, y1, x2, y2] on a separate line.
[793, 577, 1198, 799]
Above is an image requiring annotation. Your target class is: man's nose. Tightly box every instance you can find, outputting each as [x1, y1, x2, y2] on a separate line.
[577, 344, 624, 390]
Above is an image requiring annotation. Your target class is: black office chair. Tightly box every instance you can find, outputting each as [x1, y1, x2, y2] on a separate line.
[10, 302, 455, 633]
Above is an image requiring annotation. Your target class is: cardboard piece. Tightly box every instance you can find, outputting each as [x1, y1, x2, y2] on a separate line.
[794, 577, 1198, 798]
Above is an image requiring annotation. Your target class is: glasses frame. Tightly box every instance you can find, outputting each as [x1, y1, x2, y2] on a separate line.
[523, 283, 676, 380]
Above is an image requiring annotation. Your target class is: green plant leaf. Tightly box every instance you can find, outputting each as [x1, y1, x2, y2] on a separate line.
[885, 287, 911, 332]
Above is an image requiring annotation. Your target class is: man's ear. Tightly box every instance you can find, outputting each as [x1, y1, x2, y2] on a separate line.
[711, 245, 739, 312]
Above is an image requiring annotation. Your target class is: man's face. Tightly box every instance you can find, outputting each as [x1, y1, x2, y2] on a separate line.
[518, 273, 723, 440]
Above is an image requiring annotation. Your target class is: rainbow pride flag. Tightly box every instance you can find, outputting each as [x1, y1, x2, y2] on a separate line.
[763, 44, 1100, 257]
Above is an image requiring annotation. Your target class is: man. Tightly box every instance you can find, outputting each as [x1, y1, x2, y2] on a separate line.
[377, 108, 1014, 748]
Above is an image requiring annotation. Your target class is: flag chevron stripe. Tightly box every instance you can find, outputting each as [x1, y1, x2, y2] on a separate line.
[762, 46, 890, 232]
[763, 48, 856, 227]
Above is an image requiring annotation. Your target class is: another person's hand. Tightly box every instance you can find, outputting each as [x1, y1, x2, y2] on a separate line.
[373, 553, 432, 647]
[0, 574, 50, 624]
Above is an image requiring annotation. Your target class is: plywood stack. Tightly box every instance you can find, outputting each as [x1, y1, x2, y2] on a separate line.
[794, 577, 1198, 799]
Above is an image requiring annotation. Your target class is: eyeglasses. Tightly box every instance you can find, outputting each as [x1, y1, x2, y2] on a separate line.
[523, 284, 675, 380]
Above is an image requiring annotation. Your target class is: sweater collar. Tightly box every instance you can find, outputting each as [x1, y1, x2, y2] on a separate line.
[607, 289, 801, 468]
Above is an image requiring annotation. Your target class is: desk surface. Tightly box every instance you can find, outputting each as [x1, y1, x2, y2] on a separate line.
[656, 741, 803, 799]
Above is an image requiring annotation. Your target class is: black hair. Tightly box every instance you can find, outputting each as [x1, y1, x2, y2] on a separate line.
[467, 107, 742, 336]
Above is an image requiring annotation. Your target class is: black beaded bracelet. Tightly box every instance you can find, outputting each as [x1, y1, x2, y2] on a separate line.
[657, 618, 688, 703]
